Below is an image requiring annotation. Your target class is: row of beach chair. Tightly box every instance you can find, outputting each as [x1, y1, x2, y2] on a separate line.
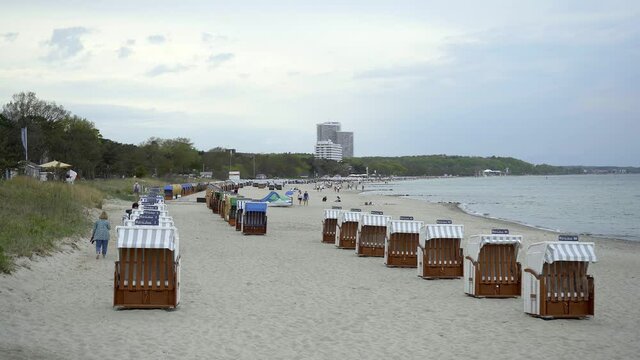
[205, 184, 269, 235]
[322, 208, 597, 319]
[113, 191, 181, 309]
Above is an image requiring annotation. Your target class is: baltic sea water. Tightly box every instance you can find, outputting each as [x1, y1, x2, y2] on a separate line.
[365, 174, 640, 241]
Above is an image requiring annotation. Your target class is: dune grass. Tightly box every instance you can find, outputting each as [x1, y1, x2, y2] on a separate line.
[0, 177, 104, 273]
[84, 178, 171, 201]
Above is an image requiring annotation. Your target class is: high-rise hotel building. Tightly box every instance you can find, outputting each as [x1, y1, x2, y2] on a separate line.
[315, 122, 354, 160]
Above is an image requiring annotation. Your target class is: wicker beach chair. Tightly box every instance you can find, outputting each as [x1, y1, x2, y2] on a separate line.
[385, 219, 424, 267]
[356, 214, 392, 257]
[523, 240, 597, 319]
[236, 199, 248, 231]
[322, 209, 342, 244]
[464, 234, 522, 297]
[113, 226, 181, 309]
[418, 224, 464, 278]
[336, 211, 362, 249]
[242, 202, 268, 235]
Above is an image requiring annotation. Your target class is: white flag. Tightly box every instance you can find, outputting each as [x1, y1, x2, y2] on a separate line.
[21, 127, 28, 160]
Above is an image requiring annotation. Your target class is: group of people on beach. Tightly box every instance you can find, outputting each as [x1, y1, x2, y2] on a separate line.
[296, 190, 309, 205]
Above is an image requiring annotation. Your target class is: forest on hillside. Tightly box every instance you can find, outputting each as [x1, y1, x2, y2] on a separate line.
[2, 92, 636, 179]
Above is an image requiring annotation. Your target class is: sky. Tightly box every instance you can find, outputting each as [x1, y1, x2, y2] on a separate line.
[1, 1, 639, 166]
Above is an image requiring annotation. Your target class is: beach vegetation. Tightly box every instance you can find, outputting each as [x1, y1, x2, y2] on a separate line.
[0, 176, 103, 273]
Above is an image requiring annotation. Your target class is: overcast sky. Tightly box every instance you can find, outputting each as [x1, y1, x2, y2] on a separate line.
[1, 1, 638, 166]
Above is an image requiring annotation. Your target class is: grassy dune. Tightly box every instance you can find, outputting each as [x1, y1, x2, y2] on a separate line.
[0, 177, 104, 273]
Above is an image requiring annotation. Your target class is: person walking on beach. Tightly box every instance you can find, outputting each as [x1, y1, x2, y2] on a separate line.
[91, 211, 111, 259]
[297, 190, 303, 205]
[133, 181, 141, 199]
[303, 191, 309, 205]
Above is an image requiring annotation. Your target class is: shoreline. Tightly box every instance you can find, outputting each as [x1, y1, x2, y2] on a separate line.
[360, 176, 639, 243]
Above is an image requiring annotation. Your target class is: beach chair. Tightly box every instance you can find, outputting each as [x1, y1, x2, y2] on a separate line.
[336, 212, 362, 249]
[523, 240, 597, 319]
[113, 226, 180, 309]
[356, 214, 392, 257]
[236, 199, 248, 231]
[227, 196, 238, 227]
[385, 220, 424, 267]
[464, 234, 522, 297]
[418, 224, 464, 278]
[242, 202, 268, 235]
[322, 209, 341, 244]
[163, 185, 173, 200]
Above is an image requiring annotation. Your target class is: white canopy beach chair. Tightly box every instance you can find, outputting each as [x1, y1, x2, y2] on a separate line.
[336, 211, 362, 249]
[356, 214, 392, 257]
[418, 224, 464, 278]
[385, 220, 424, 267]
[322, 209, 342, 244]
[464, 234, 522, 297]
[113, 226, 181, 309]
[523, 241, 597, 319]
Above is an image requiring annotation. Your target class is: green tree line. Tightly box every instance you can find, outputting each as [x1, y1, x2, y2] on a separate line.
[2, 92, 636, 179]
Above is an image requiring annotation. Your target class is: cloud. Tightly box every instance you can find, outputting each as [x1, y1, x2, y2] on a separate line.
[145, 64, 190, 77]
[201, 32, 228, 44]
[43, 27, 90, 61]
[2, 32, 18, 42]
[117, 46, 133, 59]
[147, 34, 166, 44]
[207, 53, 234, 68]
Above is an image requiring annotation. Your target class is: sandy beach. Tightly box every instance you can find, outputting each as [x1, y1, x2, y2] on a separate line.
[1, 184, 639, 360]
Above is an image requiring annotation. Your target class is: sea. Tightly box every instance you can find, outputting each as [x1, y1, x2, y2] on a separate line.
[364, 174, 640, 242]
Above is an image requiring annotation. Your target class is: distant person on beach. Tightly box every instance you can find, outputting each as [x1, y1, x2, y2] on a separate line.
[322, 196, 327, 202]
[303, 191, 309, 205]
[335, 196, 341, 202]
[125, 202, 139, 219]
[133, 181, 141, 198]
[91, 211, 111, 259]
[297, 190, 303, 205]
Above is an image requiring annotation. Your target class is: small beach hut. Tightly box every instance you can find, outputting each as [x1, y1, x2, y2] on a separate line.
[356, 214, 392, 257]
[242, 202, 268, 235]
[113, 226, 180, 309]
[418, 224, 464, 278]
[464, 234, 522, 297]
[385, 219, 424, 267]
[322, 209, 342, 244]
[336, 211, 362, 249]
[523, 241, 597, 319]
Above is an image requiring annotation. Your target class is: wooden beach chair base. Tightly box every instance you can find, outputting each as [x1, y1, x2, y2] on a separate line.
[235, 210, 243, 231]
[337, 222, 358, 249]
[386, 233, 418, 267]
[357, 225, 386, 257]
[113, 248, 179, 309]
[525, 262, 594, 319]
[357, 246, 385, 257]
[322, 219, 338, 244]
[466, 245, 521, 297]
[419, 238, 463, 279]
[243, 212, 267, 235]
[420, 265, 463, 279]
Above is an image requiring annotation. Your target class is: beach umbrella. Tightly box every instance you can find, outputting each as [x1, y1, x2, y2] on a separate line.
[40, 160, 72, 168]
